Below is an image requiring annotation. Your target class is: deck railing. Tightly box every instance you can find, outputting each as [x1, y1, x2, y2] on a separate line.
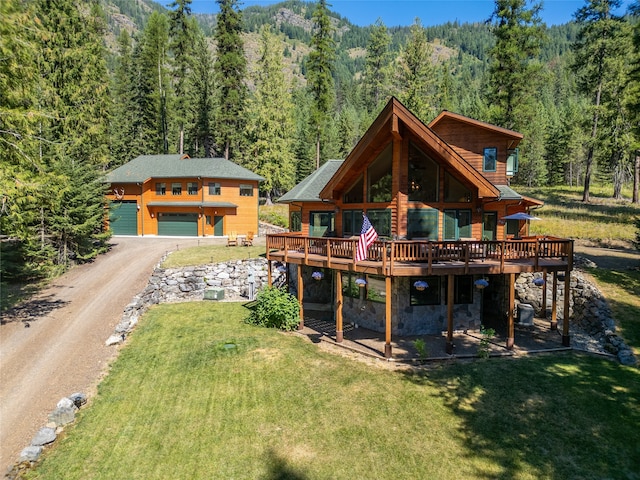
[266, 233, 573, 272]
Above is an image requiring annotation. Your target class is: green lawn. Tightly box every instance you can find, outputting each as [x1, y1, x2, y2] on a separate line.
[28, 302, 640, 480]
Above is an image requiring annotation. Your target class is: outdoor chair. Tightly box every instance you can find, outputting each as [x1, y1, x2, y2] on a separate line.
[227, 231, 238, 247]
[242, 231, 254, 246]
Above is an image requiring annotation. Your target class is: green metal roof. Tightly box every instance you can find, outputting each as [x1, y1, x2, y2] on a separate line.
[496, 185, 523, 200]
[106, 155, 264, 183]
[278, 160, 344, 203]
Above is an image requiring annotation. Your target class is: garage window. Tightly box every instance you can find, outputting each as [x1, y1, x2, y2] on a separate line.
[172, 183, 182, 195]
[240, 184, 253, 196]
[156, 183, 166, 195]
[187, 182, 198, 195]
[208, 183, 221, 195]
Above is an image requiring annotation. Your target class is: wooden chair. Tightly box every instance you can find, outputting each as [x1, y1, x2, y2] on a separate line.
[242, 231, 254, 247]
[227, 231, 238, 247]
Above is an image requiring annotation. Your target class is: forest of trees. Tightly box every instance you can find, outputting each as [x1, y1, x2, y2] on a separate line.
[1, 0, 640, 282]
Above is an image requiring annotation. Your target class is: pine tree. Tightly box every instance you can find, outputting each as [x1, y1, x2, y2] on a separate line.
[362, 18, 392, 113]
[213, 0, 247, 160]
[245, 26, 296, 204]
[486, 0, 546, 130]
[571, 0, 628, 202]
[186, 26, 216, 157]
[626, 1, 640, 204]
[168, 0, 195, 154]
[395, 18, 435, 123]
[135, 11, 172, 155]
[110, 30, 137, 168]
[307, 0, 336, 169]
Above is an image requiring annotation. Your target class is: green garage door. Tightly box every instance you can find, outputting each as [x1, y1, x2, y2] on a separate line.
[110, 201, 138, 235]
[158, 213, 198, 236]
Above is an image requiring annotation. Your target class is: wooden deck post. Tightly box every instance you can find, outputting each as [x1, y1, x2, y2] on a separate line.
[267, 260, 272, 287]
[297, 266, 304, 330]
[541, 268, 547, 320]
[446, 274, 454, 354]
[507, 273, 515, 349]
[562, 270, 571, 346]
[385, 276, 392, 358]
[551, 271, 558, 330]
[335, 271, 343, 343]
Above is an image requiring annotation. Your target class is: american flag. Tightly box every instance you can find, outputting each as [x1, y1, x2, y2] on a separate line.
[356, 214, 378, 262]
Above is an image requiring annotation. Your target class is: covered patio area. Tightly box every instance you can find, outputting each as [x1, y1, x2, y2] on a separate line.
[298, 314, 571, 363]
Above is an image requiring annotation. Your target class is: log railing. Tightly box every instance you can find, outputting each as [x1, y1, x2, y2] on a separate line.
[266, 234, 573, 272]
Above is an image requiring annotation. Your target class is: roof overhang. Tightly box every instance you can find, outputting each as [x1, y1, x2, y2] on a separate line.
[146, 201, 238, 208]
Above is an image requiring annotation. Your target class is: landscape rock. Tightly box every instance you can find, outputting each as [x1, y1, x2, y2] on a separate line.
[105, 334, 123, 346]
[48, 405, 76, 426]
[56, 397, 77, 410]
[19, 446, 43, 462]
[69, 392, 87, 408]
[30, 427, 56, 446]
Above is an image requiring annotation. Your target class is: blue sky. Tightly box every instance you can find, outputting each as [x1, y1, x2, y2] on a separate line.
[174, 1, 633, 27]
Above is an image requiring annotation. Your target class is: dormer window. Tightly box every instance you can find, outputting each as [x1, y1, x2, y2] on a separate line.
[483, 147, 497, 172]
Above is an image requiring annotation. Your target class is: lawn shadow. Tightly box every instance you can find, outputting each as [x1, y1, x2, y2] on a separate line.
[261, 448, 307, 480]
[402, 354, 640, 479]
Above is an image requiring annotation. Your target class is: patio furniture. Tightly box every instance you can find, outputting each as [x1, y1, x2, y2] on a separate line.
[227, 232, 238, 247]
[242, 232, 254, 246]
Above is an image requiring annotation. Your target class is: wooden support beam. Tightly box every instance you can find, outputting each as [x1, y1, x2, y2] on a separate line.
[297, 266, 304, 330]
[267, 260, 272, 287]
[385, 276, 392, 358]
[335, 271, 343, 343]
[446, 274, 454, 354]
[551, 271, 558, 330]
[563, 271, 571, 346]
[541, 268, 547, 320]
[507, 273, 515, 349]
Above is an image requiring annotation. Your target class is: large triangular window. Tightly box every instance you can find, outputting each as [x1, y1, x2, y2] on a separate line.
[343, 175, 364, 204]
[444, 172, 471, 203]
[408, 142, 438, 202]
[367, 143, 392, 203]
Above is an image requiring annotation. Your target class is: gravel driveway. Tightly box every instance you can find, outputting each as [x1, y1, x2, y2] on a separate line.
[0, 236, 222, 471]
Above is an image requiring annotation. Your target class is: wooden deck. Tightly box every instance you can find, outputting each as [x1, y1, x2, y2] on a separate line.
[266, 234, 573, 276]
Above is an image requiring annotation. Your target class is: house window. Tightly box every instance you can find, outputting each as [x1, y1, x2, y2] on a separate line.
[366, 209, 391, 238]
[408, 142, 439, 202]
[483, 147, 497, 172]
[240, 184, 253, 196]
[208, 183, 221, 195]
[443, 209, 472, 240]
[365, 275, 386, 303]
[506, 219, 520, 237]
[407, 208, 438, 240]
[344, 176, 364, 204]
[410, 276, 441, 306]
[444, 172, 471, 203]
[290, 211, 302, 232]
[445, 275, 474, 304]
[187, 182, 198, 195]
[367, 143, 392, 203]
[156, 183, 166, 195]
[309, 211, 334, 237]
[507, 148, 519, 175]
[342, 209, 363, 237]
[172, 183, 182, 195]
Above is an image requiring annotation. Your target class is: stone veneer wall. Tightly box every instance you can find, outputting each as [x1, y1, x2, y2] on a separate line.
[109, 259, 635, 365]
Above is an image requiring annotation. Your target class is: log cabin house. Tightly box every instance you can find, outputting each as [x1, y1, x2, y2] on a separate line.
[266, 98, 573, 357]
[106, 154, 263, 237]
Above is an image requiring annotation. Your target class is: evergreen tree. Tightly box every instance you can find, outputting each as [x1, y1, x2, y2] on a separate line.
[136, 11, 172, 155]
[486, 0, 546, 130]
[571, 0, 628, 202]
[213, 0, 247, 160]
[395, 18, 435, 122]
[307, 0, 336, 169]
[110, 30, 137, 168]
[245, 26, 296, 204]
[626, 1, 640, 203]
[168, 0, 195, 154]
[362, 18, 392, 113]
[186, 26, 216, 157]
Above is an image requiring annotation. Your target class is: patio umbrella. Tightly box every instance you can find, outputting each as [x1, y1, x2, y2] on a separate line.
[502, 212, 541, 221]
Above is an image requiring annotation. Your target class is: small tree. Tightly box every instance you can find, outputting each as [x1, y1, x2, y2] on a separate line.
[245, 286, 300, 331]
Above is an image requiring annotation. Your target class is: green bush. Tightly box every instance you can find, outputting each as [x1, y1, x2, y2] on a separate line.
[245, 286, 300, 331]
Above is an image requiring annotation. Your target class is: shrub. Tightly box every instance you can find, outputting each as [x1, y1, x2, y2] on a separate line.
[245, 286, 300, 331]
[477, 325, 496, 359]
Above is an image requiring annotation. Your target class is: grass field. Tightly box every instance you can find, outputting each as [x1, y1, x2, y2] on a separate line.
[26, 303, 640, 480]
